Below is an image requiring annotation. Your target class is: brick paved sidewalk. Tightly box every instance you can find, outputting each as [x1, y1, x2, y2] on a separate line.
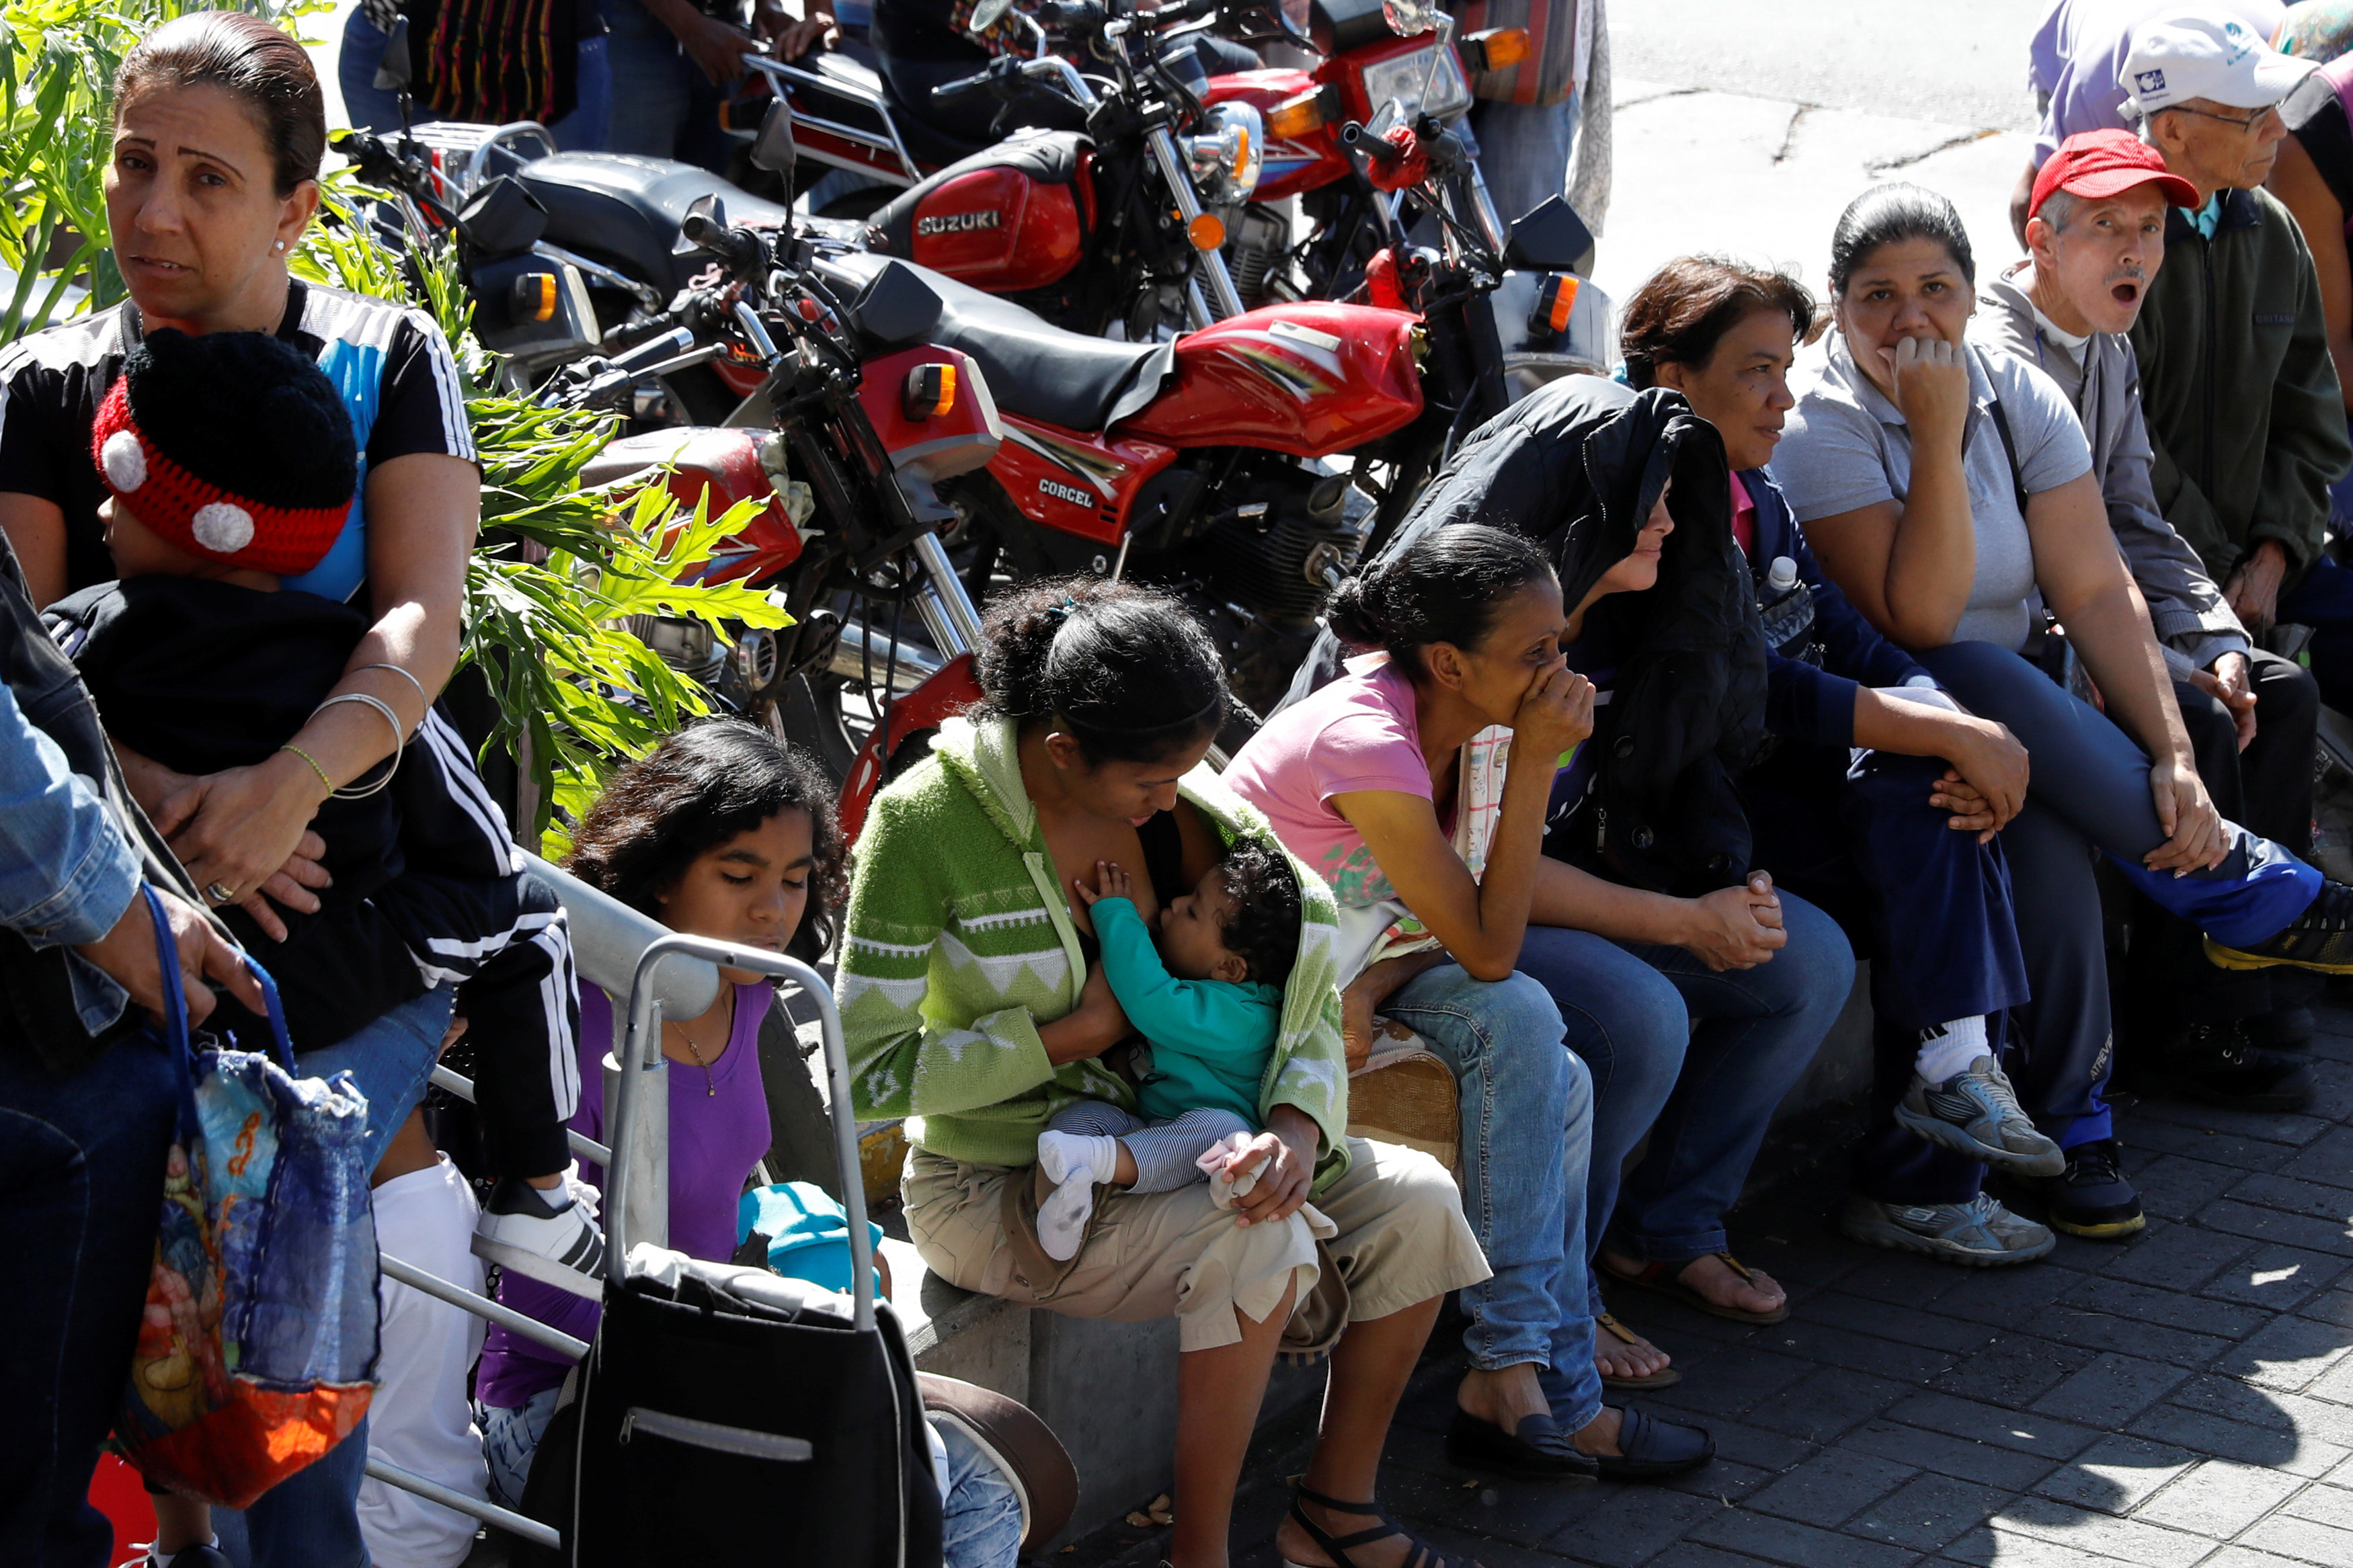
[1064, 1001, 2353, 1568]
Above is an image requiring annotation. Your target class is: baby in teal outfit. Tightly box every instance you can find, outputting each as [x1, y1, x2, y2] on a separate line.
[1036, 841, 1304, 1260]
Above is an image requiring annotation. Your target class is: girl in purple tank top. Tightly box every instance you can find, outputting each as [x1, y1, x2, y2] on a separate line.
[471, 719, 849, 1507]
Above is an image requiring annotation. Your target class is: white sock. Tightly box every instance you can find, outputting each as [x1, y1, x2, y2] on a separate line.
[152, 1538, 220, 1568]
[1036, 1131, 1120, 1260]
[1915, 1016, 1990, 1084]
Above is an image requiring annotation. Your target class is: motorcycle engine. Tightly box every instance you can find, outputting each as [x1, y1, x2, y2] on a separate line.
[1226, 204, 1293, 311]
[1182, 464, 1369, 714]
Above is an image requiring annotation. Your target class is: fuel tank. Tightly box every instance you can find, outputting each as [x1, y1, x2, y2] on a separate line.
[1116, 302, 1424, 457]
[870, 132, 1092, 294]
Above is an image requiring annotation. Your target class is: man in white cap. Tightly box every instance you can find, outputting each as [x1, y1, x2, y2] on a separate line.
[2013, 0, 2286, 244]
[2122, 11, 2350, 656]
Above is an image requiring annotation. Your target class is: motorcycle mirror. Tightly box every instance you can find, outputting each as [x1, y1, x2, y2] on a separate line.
[750, 97, 797, 175]
[1380, 0, 1438, 37]
[968, 0, 1014, 36]
[455, 175, 549, 258]
[372, 15, 414, 94]
[1504, 196, 1597, 276]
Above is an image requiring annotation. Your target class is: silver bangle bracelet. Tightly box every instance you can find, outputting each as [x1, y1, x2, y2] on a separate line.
[353, 661, 430, 718]
[313, 692, 407, 798]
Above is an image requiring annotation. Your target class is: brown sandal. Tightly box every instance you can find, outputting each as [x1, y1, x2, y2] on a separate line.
[1603, 1251, 1790, 1325]
[1595, 1312, 1682, 1391]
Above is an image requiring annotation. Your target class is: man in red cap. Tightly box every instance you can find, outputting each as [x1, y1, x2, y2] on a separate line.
[1977, 127, 2326, 1114]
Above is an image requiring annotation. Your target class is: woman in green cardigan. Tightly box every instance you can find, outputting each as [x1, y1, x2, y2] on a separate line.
[840, 578, 1490, 1568]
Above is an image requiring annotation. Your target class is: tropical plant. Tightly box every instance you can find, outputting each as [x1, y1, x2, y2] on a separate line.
[2, 0, 788, 856]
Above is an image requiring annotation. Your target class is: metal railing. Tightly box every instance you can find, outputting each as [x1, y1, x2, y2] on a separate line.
[364, 851, 872, 1550]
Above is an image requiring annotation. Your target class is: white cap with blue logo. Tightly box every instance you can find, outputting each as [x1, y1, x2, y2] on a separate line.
[2120, 11, 2316, 117]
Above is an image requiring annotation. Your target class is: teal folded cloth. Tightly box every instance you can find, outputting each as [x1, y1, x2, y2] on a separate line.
[737, 1181, 885, 1295]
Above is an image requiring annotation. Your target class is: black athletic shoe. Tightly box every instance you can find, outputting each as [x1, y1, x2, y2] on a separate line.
[2245, 1006, 2315, 1052]
[2206, 880, 2353, 974]
[2132, 1020, 2317, 1112]
[2018, 1139, 2144, 1240]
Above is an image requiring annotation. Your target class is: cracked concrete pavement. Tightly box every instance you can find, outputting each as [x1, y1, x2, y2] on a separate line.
[1591, 0, 2052, 323]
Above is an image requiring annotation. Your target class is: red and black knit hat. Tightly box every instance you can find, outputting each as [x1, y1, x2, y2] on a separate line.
[90, 328, 358, 576]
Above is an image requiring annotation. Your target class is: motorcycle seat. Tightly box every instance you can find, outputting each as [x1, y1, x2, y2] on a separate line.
[824, 252, 1174, 432]
[516, 155, 794, 294]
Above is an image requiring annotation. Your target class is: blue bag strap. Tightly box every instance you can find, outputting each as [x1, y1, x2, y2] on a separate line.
[236, 954, 296, 1071]
[141, 886, 203, 1139]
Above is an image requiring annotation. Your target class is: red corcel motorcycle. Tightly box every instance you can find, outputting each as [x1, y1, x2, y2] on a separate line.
[808, 247, 1425, 718]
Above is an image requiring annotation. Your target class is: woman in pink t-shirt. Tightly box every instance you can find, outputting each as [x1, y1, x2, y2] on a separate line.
[1227, 526, 1716, 1485]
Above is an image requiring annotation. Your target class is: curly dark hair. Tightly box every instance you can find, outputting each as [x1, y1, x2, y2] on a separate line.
[1213, 839, 1302, 989]
[564, 718, 848, 957]
[974, 575, 1230, 764]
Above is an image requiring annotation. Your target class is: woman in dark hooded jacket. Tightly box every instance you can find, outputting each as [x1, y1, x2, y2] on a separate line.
[1396, 374, 1855, 1356]
[1252, 374, 1855, 1419]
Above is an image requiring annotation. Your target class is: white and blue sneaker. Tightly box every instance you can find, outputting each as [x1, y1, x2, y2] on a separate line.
[1839, 1192, 2056, 1267]
[1893, 1055, 2067, 1178]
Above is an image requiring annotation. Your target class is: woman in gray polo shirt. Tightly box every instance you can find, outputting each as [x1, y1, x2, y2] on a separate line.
[1774, 182, 2353, 1251]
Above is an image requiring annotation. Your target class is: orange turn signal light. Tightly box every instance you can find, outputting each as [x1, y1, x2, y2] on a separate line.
[1528, 272, 1580, 338]
[1187, 212, 1227, 249]
[510, 271, 559, 323]
[1462, 26, 1531, 72]
[1267, 87, 1328, 140]
[902, 361, 957, 420]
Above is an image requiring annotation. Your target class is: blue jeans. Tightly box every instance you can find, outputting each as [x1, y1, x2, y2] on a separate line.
[216, 986, 458, 1568]
[1515, 899, 1853, 1274]
[1921, 641, 2325, 1149]
[1378, 966, 1601, 1431]
[339, 7, 613, 151]
[0, 1028, 181, 1565]
[605, 0, 737, 173]
[1744, 743, 2031, 1206]
[1466, 93, 1579, 229]
[937, 1418, 1023, 1568]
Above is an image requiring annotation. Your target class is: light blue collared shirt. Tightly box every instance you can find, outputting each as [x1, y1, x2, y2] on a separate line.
[0, 679, 140, 1032]
[2180, 194, 2227, 241]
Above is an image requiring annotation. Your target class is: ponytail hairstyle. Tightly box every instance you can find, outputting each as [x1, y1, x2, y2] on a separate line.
[1326, 524, 1556, 678]
[566, 718, 849, 956]
[974, 577, 1230, 764]
[1827, 181, 1975, 298]
[116, 11, 327, 198]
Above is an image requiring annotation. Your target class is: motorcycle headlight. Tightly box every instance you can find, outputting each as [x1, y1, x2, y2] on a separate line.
[1183, 102, 1265, 208]
[1357, 41, 1473, 125]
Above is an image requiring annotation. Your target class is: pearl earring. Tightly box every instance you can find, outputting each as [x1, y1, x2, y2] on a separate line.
[274, 240, 286, 253]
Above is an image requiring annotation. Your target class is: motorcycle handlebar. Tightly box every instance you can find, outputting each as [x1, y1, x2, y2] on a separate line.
[680, 212, 766, 276]
[1037, 0, 1103, 30]
[1339, 120, 1403, 165]
[604, 326, 697, 376]
[932, 67, 996, 100]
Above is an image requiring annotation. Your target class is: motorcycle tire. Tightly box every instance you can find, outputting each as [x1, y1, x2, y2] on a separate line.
[770, 669, 861, 785]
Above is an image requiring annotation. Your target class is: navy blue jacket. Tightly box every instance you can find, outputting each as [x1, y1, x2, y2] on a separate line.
[1743, 467, 1927, 751]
